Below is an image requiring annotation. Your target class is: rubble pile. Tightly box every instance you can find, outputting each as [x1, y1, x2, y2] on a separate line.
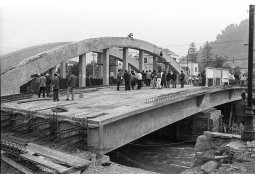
[181, 131, 255, 174]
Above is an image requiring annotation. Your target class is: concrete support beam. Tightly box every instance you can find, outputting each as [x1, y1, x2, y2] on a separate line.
[122, 48, 128, 71]
[97, 53, 103, 78]
[103, 49, 109, 85]
[79, 54, 86, 88]
[153, 55, 157, 71]
[49, 67, 56, 79]
[139, 50, 144, 72]
[60, 62, 66, 78]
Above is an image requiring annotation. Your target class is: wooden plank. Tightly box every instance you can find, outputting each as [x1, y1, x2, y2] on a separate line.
[1, 154, 35, 174]
[204, 131, 241, 139]
[20, 153, 68, 173]
[27, 143, 91, 167]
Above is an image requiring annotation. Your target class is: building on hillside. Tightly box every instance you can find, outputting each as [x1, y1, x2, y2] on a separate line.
[178, 59, 199, 76]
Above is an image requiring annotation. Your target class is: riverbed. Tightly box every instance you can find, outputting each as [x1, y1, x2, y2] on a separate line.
[109, 140, 195, 174]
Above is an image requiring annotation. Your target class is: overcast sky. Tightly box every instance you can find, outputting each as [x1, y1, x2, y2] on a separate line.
[0, 0, 254, 57]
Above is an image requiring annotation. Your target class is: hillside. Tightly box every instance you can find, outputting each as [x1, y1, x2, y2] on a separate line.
[198, 19, 249, 69]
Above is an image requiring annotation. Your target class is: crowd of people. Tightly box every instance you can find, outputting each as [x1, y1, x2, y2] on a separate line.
[34, 72, 77, 102]
[116, 69, 187, 90]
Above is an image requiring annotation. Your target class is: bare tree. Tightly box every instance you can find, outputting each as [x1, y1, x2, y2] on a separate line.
[188, 42, 198, 62]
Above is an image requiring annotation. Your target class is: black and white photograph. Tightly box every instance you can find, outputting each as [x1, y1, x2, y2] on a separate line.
[1, 0, 255, 173]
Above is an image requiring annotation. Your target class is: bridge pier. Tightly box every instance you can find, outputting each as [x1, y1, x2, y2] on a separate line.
[153, 108, 222, 141]
[139, 50, 144, 72]
[78, 54, 86, 88]
[97, 53, 103, 78]
[60, 62, 66, 78]
[122, 48, 128, 71]
[103, 49, 109, 85]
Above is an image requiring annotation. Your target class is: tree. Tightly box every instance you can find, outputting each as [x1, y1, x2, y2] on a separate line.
[212, 55, 226, 68]
[71, 63, 79, 77]
[201, 41, 213, 68]
[232, 66, 241, 75]
[187, 42, 198, 62]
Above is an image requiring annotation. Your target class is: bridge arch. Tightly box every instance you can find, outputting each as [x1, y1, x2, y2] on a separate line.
[1, 37, 181, 95]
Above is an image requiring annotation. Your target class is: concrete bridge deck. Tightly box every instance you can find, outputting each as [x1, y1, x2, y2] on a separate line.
[2, 85, 245, 154]
[3, 85, 204, 124]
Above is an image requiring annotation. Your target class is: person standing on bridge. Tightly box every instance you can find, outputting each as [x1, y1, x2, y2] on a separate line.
[136, 71, 143, 89]
[166, 71, 172, 88]
[172, 71, 177, 88]
[45, 74, 51, 97]
[51, 73, 60, 101]
[38, 73, 47, 98]
[156, 71, 162, 89]
[130, 71, 136, 90]
[180, 70, 185, 88]
[201, 70, 206, 86]
[147, 70, 152, 86]
[123, 70, 131, 90]
[116, 70, 122, 91]
[151, 70, 157, 89]
[66, 72, 77, 100]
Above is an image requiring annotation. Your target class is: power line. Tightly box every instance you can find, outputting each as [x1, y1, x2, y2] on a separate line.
[168, 39, 248, 48]
[195, 58, 248, 64]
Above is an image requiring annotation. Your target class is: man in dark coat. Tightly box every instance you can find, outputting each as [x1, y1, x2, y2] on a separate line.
[123, 70, 131, 90]
[172, 71, 177, 88]
[201, 71, 206, 86]
[166, 71, 172, 88]
[66, 72, 77, 100]
[180, 70, 185, 88]
[51, 73, 60, 101]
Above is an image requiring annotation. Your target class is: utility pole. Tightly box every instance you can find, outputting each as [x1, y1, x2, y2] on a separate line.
[242, 5, 255, 141]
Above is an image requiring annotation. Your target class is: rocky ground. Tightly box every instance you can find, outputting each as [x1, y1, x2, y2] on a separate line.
[2, 131, 254, 174]
[180, 131, 255, 174]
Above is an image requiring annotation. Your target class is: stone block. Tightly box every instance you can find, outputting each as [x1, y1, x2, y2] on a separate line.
[201, 161, 218, 173]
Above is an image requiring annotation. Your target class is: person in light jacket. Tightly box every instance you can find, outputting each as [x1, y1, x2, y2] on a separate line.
[38, 73, 47, 98]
